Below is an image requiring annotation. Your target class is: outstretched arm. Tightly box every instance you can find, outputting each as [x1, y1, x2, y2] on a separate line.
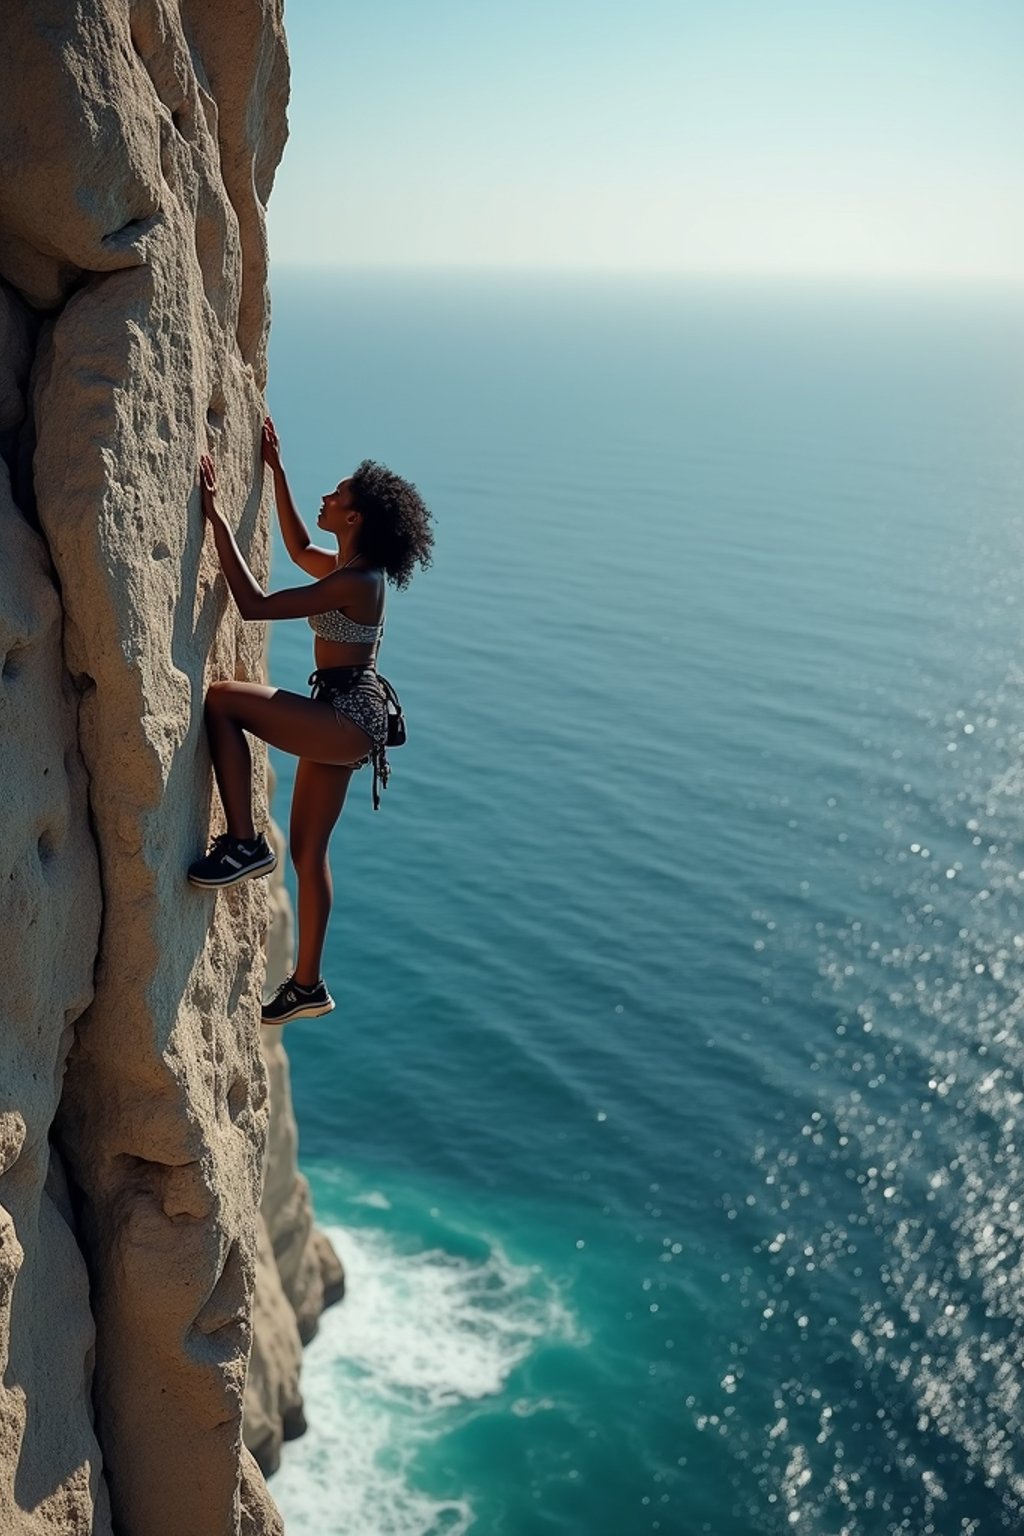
[199, 455, 367, 622]
[200, 455, 265, 616]
[262, 418, 336, 578]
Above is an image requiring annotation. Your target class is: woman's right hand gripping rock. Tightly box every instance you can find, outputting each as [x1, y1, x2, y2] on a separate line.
[261, 416, 282, 472]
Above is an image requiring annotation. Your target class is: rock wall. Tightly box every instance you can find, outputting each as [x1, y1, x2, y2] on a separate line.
[245, 797, 345, 1478]
[0, 6, 338, 1533]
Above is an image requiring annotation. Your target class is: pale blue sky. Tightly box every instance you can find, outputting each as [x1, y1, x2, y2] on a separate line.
[269, 1, 1024, 278]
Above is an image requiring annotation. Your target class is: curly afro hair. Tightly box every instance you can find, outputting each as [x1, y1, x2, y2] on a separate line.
[351, 459, 434, 589]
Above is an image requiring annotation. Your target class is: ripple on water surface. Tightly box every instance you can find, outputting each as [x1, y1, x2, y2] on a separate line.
[690, 647, 1024, 1534]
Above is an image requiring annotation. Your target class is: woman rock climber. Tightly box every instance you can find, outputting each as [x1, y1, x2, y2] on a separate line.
[187, 417, 434, 1025]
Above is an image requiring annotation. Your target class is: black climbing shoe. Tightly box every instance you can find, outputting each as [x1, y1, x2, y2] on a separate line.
[187, 832, 277, 888]
[261, 974, 335, 1026]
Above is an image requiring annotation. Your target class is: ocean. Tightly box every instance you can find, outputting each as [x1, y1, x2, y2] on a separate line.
[262, 271, 1024, 1535]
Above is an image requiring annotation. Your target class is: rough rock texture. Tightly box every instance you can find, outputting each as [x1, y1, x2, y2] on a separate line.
[243, 795, 345, 1477]
[260, 845, 347, 1348]
[0, 5, 337, 1534]
[0, 367, 110, 1534]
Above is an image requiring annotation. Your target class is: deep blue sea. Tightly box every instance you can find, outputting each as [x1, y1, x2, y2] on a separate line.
[263, 272, 1024, 1536]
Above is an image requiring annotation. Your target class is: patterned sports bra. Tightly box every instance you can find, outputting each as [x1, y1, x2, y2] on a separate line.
[307, 555, 384, 645]
[307, 607, 383, 644]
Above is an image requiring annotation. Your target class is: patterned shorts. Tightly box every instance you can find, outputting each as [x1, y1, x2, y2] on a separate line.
[308, 665, 392, 807]
[309, 665, 387, 750]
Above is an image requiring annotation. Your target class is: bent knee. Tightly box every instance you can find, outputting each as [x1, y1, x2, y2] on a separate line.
[205, 679, 234, 713]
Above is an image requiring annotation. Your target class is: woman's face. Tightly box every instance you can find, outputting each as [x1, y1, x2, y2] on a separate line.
[317, 476, 357, 533]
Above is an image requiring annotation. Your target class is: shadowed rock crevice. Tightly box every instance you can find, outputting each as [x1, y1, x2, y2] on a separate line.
[194, 1238, 249, 1340]
[0, 296, 108, 1531]
[0, 282, 44, 525]
[179, 0, 290, 378]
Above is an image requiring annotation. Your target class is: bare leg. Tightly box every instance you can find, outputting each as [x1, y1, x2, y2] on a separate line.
[205, 700, 257, 841]
[203, 680, 372, 845]
[295, 857, 332, 987]
[290, 758, 353, 986]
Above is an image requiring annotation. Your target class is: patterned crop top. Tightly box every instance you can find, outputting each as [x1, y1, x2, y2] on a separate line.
[307, 607, 384, 644]
[307, 554, 384, 645]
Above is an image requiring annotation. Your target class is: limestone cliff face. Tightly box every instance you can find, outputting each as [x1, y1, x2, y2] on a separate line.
[0, 6, 338, 1533]
[245, 803, 345, 1478]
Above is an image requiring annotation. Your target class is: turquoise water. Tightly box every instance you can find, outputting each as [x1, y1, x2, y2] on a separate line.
[264, 273, 1024, 1535]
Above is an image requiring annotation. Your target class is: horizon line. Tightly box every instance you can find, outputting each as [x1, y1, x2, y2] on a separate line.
[268, 261, 1024, 287]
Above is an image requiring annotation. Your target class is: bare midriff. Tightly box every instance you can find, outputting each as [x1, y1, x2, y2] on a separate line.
[313, 636, 377, 670]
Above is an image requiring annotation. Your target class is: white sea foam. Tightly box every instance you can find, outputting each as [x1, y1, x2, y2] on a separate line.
[269, 1220, 576, 1535]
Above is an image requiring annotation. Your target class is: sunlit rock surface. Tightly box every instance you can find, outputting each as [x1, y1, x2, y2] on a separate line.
[0, 5, 339, 1532]
[245, 808, 346, 1477]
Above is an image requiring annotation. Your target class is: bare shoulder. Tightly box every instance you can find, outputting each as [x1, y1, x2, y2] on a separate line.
[256, 559, 384, 623]
[319, 563, 384, 607]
